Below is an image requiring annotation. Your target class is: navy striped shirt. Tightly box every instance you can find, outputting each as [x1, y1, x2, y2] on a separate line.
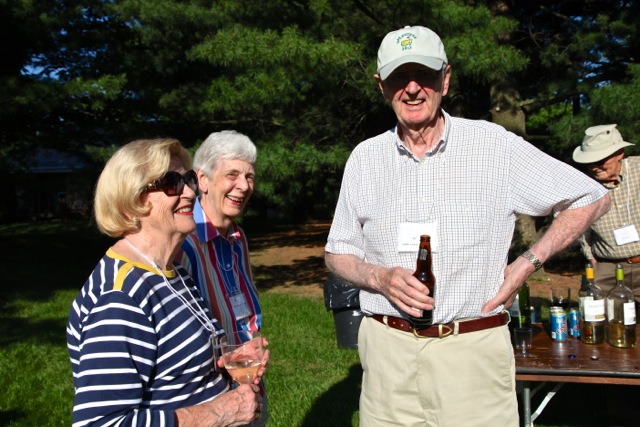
[67, 249, 228, 427]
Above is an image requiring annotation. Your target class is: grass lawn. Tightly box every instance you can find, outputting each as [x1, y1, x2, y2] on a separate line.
[0, 220, 360, 426]
[0, 220, 614, 426]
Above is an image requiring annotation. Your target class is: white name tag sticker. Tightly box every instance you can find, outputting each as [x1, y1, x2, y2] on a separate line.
[230, 292, 252, 320]
[614, 224, 640, 246]
[397, 222, 438, 253]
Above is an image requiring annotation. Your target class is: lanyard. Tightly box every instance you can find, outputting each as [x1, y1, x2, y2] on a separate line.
[124, 238, 214, 333]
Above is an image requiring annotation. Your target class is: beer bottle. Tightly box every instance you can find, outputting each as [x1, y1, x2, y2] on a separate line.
[605, 264, 636, 348]
[408, 235, 435, 327]
[579, 262, 605, 344]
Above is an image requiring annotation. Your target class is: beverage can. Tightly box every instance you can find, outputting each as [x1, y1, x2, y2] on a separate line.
[569, 308, 581, 337]
[550, 306, 568, 341]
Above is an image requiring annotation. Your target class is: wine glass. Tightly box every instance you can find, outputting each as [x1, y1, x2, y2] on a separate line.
[513, 327, 533, 357]
[220, 331, 264, 385]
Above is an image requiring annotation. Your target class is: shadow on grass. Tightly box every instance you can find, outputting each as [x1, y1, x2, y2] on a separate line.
[253, 255, 328, 289]
[243, 219, 330, 291]
[522, 383, 624, 427]
[0, 317, 69, 348]
[0, 220, 114, 304]
[0, 409, 26, 426]
[300, 363, 362, 427]
[0, 220, 114, 349]
[243, 219, 330, 252]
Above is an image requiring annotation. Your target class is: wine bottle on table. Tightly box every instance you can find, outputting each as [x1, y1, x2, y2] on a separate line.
[408, 235, 435, 327]
[605, 264, 636, 348]
[579, 262, 605, 344]
[509, 283, 531, 329]
[518, 282, 531, 328]
[578, 272, 589, 310]
[508, 291, 521, 330]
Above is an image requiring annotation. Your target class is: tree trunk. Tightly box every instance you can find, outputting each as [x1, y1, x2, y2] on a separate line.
[490, 76, 528, 138]
[487, 0, 539, 256]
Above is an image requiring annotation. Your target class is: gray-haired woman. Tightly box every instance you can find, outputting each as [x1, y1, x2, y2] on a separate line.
[177, 130, 269, 425]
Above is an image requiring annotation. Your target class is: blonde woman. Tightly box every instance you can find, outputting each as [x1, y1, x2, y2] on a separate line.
[67, 138, 267, 426]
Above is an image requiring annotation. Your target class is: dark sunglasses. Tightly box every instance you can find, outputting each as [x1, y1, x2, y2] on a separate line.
[143, 170, 198, 196]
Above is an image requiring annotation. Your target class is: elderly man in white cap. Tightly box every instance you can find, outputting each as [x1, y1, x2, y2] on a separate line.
[325, 25, 610, 426]
[573, 124, 640, 306]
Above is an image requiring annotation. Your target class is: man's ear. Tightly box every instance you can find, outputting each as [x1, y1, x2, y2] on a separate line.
[374, 73, 384, 93]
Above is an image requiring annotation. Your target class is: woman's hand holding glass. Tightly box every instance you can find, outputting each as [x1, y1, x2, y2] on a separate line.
[217, 331, 269, 386]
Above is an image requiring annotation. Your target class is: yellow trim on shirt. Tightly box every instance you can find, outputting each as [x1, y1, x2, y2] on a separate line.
[114, 263, 135, 291]
[106, 248, 177, 291]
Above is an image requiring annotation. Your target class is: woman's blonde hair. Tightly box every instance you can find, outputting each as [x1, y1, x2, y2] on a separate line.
[94, 138, 193, 237]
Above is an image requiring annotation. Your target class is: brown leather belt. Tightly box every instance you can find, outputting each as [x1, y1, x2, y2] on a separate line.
[371, 312, 509, 338]
[598, 255, 640, 264]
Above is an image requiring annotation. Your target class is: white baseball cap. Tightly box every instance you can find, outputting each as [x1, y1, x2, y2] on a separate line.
[377, 26, 448, 81]
[572, 124, 634, 164]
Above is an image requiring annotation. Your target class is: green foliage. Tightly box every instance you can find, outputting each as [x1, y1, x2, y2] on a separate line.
[66, 74, 128, 112]
[253, 133, 350, 219]
[589, 64, 640, 142]
[548, 63, 640, 161]
[192, 25, 363, 114]
[442, 6, 528, 81]
[3, 0, 640, 219]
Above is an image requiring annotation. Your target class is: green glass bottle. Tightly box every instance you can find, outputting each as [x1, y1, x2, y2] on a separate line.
[508, 283, 531, 328]
[518, 282, 531, 327]
[605, 264, 636, 348]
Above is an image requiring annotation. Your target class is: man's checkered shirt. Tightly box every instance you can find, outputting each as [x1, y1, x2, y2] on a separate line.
[326, 111, 607, 323]
[579, 157, 640, 261]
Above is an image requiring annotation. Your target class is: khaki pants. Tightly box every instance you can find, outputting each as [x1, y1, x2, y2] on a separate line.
[358, 316, 518, 427]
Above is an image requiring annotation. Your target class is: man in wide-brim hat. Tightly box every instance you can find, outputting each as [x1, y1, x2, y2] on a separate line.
[573, 124, 640, 303]
[573, 122, 640, 427]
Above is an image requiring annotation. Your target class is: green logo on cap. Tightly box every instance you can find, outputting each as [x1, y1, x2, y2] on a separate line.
[396, 32, 417, 51]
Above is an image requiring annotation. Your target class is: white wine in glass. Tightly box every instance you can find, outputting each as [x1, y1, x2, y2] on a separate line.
[220, 331, 264, 384]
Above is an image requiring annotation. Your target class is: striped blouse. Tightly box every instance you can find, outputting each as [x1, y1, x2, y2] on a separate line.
[177, 198, 262, 338]
[66, 249, 227, 427]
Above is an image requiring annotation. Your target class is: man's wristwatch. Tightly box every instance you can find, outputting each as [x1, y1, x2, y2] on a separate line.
[521, 250, 543, 271]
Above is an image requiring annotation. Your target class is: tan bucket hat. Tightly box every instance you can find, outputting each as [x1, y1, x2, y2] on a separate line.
[572, 124, 634, 164]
